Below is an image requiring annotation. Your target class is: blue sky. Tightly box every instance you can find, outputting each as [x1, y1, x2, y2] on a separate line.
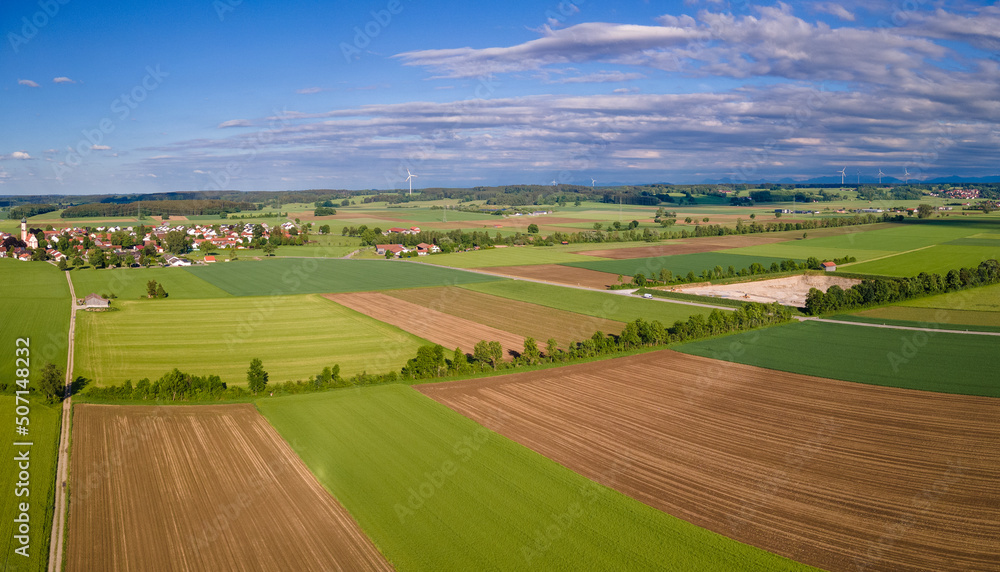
[1, 0, 998, 195]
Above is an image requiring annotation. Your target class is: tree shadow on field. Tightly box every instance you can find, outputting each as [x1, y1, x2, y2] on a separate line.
[68, 376, 91, 398]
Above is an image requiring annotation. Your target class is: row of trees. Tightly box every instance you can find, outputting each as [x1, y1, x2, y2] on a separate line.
[617, 255, 858, 289]
[348, 213, 895, 252]
[7, 204, 58, 219]
[80, 301, 793, 402]
[805, 259, 1000, 315]
[0, 363, 65, 404]
[61, 199, 259, 218]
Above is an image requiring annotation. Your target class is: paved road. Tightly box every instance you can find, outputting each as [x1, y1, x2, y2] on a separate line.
[48, 271, 77, 572]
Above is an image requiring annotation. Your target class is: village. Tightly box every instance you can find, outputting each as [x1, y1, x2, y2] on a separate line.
[0, 218, 300, 266]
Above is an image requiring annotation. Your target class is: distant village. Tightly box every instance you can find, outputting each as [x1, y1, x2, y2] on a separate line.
[0, 219, 300, 266]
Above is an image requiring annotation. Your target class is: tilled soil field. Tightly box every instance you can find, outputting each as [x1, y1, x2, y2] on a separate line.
[66, 404, 390, 572]
[382, 286, 625, 347]
[418, 350, 1000, 572]
[476, 264, 626, 289]
[326, 291, 526, 357]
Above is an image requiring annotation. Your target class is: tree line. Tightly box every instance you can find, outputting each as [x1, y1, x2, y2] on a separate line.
[805, 259, 1000, 315]
[7, 204, 59, 219]
[61, 199, 259, 218]
[611, 255, 858, 289]
[80, 301, 792, 402]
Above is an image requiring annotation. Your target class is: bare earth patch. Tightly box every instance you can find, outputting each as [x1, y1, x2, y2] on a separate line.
[671, 273, 860, 306]
[67, 404, 390, 572]
[418, 350, 1000, 572]
[326, 291, 526, 357]
[477, 264, 627, 289]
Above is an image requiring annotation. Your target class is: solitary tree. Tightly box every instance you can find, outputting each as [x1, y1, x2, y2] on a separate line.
[247, 358, 268, 393]
[38, 363, 64, 403]
[917, 203, 935, 219]
[147, 280, 159, 298]
[155, 283, 167, 298]
[527, 223, 539, 234]
[262, 242, 276, 256]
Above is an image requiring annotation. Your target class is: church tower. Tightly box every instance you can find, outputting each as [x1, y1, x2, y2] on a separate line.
[20, 218, 27, 241]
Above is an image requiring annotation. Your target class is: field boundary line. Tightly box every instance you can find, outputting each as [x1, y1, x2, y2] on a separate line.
[800, 316, 1000, 336]
[401, 259, 737, 312]
[837, 244, 935, 268]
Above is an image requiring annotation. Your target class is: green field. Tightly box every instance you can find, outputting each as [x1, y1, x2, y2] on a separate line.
[74, 294, 429, 386]
[424, 246, 610, 268]
[461, 281, 705, 325]
[846, 245, 1000, 276]
[184, 258, 503, 296]
[677, 321, 1000, 397]
[0, 397, 60, 572]
[564, 252, 794, 278]
[70, 267, 231, 300]
[258, 384, 810, 571]
[829, 312, 1000, 333]
[896, 282, 1000, 312]
[721, 243, 894, 263]
[0, 261, 71, 376]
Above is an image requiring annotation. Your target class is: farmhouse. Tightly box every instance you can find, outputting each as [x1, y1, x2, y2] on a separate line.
[415, 243, 440, 256]
[81, 293, 110, 309]
[375, 244, 409, 257]
[165, 255, 192, 267]
[821, 261, 837, 272]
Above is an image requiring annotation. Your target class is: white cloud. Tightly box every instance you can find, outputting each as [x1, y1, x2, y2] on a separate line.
[218, 119, 252, 128]
[296, 87, 325, 94]
[814, 3, 856, 22]
[18, 79, 40, 88]
[53, 76, 76, 84]
[9, 151, 32, 159]
[91, 145, 111, 150]
[553, 71, 644, 84]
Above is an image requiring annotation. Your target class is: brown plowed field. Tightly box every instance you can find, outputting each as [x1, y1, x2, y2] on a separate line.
[382, 286, 625, 347]
[477, 264, 626, 289]
[66, 404, 390, 572]
[326, 291, 526, 357]
[418, 350, 1000, 572]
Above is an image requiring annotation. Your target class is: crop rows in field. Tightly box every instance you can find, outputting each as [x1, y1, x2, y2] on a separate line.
[678, 320, 1000, 397]
[474, 264, 625, 288]
[74, 294, 428, 386]
[419, 350, 1000, 572]
[66, 404, 389, 571]
[382, 286, 625, 347]
[460, 280, 705, 325]
[258, 385, 807, 571]
[185, 258, 502, 296]
[0, 398, 60, 572]
[326, 291, 526, 357]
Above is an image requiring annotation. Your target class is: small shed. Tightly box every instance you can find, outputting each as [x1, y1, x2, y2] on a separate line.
[83, 293, 110, 309]
[821, 261, 837, 272]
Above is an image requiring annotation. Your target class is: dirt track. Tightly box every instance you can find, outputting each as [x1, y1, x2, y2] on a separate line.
[419, 350, 1000, 572]
[477, 264, 626, 289]
[66, 404, 390, 572]
[326, 291, 526, 357]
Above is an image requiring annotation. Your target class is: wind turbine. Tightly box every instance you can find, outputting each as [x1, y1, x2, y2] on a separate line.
[405, 169, 417, 195]
[876, 169, 885, 185]
[591, 178, 596, 188]
[551, 180, 558, 186]
[902, 168, 910, 184]
[838, 167, 847, 186]
[856, 170, 861, 185]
